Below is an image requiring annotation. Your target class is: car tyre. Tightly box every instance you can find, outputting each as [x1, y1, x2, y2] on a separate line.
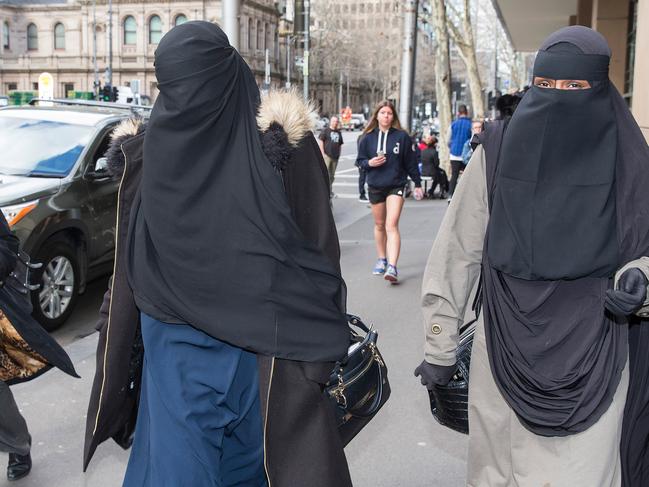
[30, 236, 80, 331]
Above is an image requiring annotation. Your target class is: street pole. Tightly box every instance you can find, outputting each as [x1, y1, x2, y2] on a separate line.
[339, 71, 343, 111]
[222, 0, 240, 50]
[346, 72, 350, 108]
[286, 36, 291, 88]
[92, 0, 99, 97]
[399, 0, 419, 132]
[107, 0, 113, 86]
[303, 0, 310, 100]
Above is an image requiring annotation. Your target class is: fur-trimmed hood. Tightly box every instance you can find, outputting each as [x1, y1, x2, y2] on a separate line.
[104, 89, 318, 177]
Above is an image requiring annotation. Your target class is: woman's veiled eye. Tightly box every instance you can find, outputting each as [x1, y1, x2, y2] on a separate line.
[534, 77, 554, 88]
[565, 80, 591, 90]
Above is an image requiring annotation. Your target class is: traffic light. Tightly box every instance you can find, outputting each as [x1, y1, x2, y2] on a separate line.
[112, 86, 119, 102]
[101, 85, 112, 102]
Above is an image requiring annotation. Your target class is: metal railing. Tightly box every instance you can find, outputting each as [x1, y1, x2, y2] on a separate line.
[27, 98, 152, 113]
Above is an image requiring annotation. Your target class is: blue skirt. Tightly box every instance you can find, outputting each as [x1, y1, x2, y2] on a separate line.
[123, 313, 267, 487]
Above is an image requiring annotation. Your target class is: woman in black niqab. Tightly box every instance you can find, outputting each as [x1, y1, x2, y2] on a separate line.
[481, 26, 649, 485]
[128, 21, 348, 361]
[121, 21, 351, 486]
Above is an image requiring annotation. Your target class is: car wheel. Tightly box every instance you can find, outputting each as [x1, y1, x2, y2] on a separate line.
[31, 236, 80, 331]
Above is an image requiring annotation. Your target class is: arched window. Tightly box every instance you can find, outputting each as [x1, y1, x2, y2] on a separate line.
[247, 18, 253, 51]
[3, 21, 9, 49]
[54, 22, 65, 49]
[149, 15, 162, 44]
[274, 29, 279, 59]
[264, 23, 270, 52]
[27, 23, 38, 50]
[174, 14, 187, 26]
[256, 20, 262, 51]
[123, 16, 136, 45]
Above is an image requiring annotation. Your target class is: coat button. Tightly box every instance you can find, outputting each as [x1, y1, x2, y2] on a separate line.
[431, 324, 442, 335]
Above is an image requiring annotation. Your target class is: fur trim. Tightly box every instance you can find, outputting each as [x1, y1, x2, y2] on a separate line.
[260, 122, 292, 171]
[111, 117, 144, 141]
[105, 117, 146, 178]
[257, 88, 318, 146]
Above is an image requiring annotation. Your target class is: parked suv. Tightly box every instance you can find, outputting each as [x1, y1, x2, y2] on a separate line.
[0, 99, 149, 330]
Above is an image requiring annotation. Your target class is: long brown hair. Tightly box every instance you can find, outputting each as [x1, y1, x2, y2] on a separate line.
[363, 100, 403, 135]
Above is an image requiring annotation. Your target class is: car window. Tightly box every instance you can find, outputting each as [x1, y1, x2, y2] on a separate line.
[0, 116, 94, 177]
[90, 125, 118, 169]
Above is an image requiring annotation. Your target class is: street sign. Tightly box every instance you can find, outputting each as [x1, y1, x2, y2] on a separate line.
[38, 72, 54, 100]
[425, 102, 432, 116]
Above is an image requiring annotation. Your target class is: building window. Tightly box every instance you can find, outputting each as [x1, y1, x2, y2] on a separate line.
[359, 3, 365, 13]
[351, 4, 356, 13]
[32, 82, 38, 90]
[63, 82, 74, 97]
[54, 22, 65, 49]
[3, 21, 9, 49]
[256, 20, 262, 51]
[334, 5, 340, 13]
[123, 16, 136, 45]
[343, 4, 349, 13]
[274, 29, 279, 59]
[247, 18, 253, 51]
[149, 15, 162, 44]
[264, 23, 270, 52]
[368, 4, 373, 13]
[7, 82, 17, 91]
[175, 14, 187, 26]
[27, 23, 38, 50]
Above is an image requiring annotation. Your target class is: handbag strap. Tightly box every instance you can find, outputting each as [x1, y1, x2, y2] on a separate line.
[346, 313, 370, 333]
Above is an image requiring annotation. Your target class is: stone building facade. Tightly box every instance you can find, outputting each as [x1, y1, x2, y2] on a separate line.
[0, 0, 288, 100]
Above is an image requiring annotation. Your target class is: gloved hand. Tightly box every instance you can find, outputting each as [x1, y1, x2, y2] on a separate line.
[414, 360, 457, 389]
[605, 268, 649, 317]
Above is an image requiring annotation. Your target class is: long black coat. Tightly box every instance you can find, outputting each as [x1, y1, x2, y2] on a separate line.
[83, 91, 352, 486]
[0, 214, 77, 385]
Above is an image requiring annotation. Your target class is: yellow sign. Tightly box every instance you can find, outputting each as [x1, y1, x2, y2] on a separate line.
[38, 72, 54, 100]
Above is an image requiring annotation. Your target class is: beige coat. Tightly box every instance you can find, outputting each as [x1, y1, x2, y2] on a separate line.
[421, 146, 649, 486]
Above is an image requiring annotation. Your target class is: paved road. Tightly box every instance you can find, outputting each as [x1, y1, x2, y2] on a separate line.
[10, 131, 467, 487]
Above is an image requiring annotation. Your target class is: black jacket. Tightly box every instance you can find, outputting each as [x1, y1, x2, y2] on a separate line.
[420, 146, 440, 177]
[0, 213, 77, 385]
[84, 91, 352, 487]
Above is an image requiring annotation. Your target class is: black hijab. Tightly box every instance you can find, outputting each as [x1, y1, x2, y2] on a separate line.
[482, 26, 649, 437]
[127, 22, 349, 362]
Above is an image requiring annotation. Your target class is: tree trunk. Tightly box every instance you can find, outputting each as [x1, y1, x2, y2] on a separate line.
[461, 0, 484, 118]
[432, 0, 452, 175]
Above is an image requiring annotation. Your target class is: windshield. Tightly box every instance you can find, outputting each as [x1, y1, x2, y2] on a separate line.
[0, 116, 94, 177]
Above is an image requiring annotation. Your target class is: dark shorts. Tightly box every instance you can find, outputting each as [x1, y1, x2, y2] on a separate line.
[368, 185, 406, 205]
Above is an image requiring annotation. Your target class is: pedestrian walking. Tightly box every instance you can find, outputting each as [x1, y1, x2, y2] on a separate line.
[0, 212, 77, 481]
[84, 22, 352, 487]
[356, 101, 423, 284]
[447, 104, 472, 197]
[460, 119, 483, 166]
[356, 133, 368, 202]
[416, 26, 649, 486]
[318, 116, 344, 195]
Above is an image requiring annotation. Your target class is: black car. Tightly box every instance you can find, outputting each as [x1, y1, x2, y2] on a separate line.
[0, 99, 149, 330]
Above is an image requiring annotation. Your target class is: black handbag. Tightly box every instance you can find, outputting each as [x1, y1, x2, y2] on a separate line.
[326, 314, 391, 446]
[427, 321, 475, 434]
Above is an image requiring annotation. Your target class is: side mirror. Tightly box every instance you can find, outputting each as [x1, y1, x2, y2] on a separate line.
[85, 157, 111, 181]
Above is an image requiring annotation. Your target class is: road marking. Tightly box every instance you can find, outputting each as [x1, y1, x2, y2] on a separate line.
[332, 182, 358, 187]
[335, 167, 358, 174]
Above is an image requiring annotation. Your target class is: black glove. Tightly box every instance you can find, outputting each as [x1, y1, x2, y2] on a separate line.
[605, 268, 649, 317]
[414, 360, 456, 390]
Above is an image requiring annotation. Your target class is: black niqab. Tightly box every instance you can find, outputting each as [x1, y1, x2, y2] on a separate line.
[127, 22, 349, 362]
[482, 26, 649, 439]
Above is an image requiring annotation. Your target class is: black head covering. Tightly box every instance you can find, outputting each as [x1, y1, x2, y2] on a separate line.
[127, 21, 349, 362]
[481, 26, 649, 437]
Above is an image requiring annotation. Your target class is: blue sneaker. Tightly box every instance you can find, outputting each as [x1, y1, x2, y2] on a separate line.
[372, 258, 387, 275]
[384, 264, 398, 283]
